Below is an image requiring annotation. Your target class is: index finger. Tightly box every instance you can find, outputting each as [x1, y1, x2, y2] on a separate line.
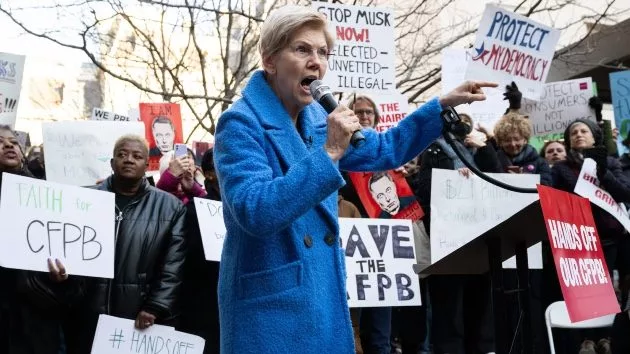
[55, 259, 66, 275]
[473, 81, 499, 88]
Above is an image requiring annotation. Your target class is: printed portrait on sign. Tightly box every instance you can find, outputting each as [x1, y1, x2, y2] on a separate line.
[349, 170, 424, 221]
[139, 103, 184, 171]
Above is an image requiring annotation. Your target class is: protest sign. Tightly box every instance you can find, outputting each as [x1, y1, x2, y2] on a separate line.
[0, 52, 26, 128]
[372, 92, 409, 132]
[340, 217, 421, 307]
[313, 3, 395, 93]
[521, 78, 594, 136]
[442, 48, 505, 130]
[91, 315, 205, 354]
[91, 107, 133, 122]
[537, 185, 619, 322]
[430, 169, 541, 268]
[43, 121, 145, 186]
[349, 171, 424, 222]
[465, 4, 560, 100]
[193, 141, 213, 164]
[193, 198, 225, 262]
[610, 70, 630, 146]
[139, 103, 184, 171]
[0, 173, 114, 278]
[574, 158, 630, 232]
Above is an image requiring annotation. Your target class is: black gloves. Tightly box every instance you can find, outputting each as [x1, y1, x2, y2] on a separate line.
[584, 146, 608, 180]
[503, 81, 522, 110]
[589, 96, 603, 122]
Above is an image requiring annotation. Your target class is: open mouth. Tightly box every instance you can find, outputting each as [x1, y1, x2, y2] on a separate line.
[300, 76, 317, 91]
[4, 151, 17, 159]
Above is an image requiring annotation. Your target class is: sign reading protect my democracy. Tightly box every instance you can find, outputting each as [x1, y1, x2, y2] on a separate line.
[466, 4, 560, 100]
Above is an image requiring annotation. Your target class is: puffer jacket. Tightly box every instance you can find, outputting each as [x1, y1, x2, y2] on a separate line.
[85, 175, 187, 319]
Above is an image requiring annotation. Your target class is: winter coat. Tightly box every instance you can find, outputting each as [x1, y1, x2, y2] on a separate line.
[66, 176, 187, 353]
[495, 144, 552, 186]
[156, 168, 207, 204]
[178, 197, 221, 354]
[213, 69, 443, 354]
[552, 157, 630, 240]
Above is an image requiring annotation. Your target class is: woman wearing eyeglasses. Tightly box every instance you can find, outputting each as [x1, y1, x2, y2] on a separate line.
[213, 5, 496, 353]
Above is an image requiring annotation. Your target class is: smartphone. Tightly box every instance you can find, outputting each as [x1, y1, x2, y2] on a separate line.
[174, 143, 188, 158]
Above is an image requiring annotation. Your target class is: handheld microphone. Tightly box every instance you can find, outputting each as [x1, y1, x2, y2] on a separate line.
[309, 80, 366, 148]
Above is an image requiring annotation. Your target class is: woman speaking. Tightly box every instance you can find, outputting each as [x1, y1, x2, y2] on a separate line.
[213, 5, 496, 353]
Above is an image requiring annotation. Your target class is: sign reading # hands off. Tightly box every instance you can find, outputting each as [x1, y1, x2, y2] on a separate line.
[0, 173, 115, 278]
[91, 315, 205, 354]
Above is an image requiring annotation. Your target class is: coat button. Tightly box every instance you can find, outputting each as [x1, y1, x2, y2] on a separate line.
[324, 234, 335, 246]
[304, 235, 313, 248]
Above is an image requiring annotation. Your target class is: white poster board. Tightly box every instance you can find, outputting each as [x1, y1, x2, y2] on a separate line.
[340, 217, 421, 307]
[373, 91, 410, 132]
[0, 52, 26, 128]
[430, 169, 542, 268]
[193, 198, 226, 262]
[43, 121, 145, 186]
[522, 78, 595, 136]
[314, 3, 396, 93]
[465, 4, 561, 100]
[574, 158, 630, 232]
[0, 173, 115, 278]
[91, 108, 133, 121]
[442, 48, 505, 130]
[91, 315, 205, 354]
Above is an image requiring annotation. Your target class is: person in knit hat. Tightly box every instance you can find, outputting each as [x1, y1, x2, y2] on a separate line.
[550, 118, 630, 354]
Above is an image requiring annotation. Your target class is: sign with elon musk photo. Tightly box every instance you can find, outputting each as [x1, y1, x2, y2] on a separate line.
[349, 171, 423, 221]
[138, 103, 184, 171]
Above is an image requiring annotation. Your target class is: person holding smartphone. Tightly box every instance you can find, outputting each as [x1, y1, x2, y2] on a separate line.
[157, 143, 207, 204]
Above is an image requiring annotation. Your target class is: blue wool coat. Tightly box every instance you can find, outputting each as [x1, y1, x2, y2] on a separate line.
[214, 70, 443, 354]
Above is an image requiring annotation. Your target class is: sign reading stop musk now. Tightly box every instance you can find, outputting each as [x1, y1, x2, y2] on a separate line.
[537, 185, 619, 322]
[314, 3, 395, 93]
[466, 4, 560, 100]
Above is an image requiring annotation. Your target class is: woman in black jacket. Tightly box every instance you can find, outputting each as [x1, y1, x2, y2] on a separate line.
[0, 125, 77, 354]
[551, 119, 630, 354]
[489, 113, 552, 185]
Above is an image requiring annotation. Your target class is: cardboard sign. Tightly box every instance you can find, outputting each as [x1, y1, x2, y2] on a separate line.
[442, 48, 505, 130]
[340, 217, 421, 307]
[91, 108, 133, 122]
[574, 158, 630, 232]
[0, 173, 115, 278]
[537, 185, 619, 322]
[139, 103, 184, 171]
[313, 3, 395, 93]
[373, 92, 410, 132]
[430, 169, 541, 268]
[91, 315, 205, 354]
[521, 78, 594, 136]
[348, 171, 424, 222]
[0, 52, 26, 128]
[43, 121, 146, 186]
[193, 198, 226, 262]
[465, 4, 560, 100]
[610, 70, 630, 147]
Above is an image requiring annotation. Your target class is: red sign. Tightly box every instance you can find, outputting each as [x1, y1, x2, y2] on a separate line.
[139, 103, 184, 171]
[537, 185, 620, 322]
[349, 171, 424, 222]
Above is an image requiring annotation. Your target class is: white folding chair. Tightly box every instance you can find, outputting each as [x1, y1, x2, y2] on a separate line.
[545, 301, 616, 354]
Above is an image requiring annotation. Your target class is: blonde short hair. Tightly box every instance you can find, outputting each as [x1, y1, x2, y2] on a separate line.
[493, 113, 531, 146]
[113, 134, 149, 157]
[259, 5, 334, 59]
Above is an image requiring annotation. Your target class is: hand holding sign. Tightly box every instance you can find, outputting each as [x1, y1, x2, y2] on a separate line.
[439, 81, 499, 107]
